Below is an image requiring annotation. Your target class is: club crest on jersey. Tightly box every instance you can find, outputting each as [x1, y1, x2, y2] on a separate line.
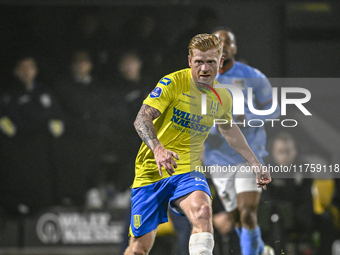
[159, 77, 171, 86]
[233, 78, 245, 90]
[210, 101, 219, 114]
[150, 87, 162, 98]
[134, 215, 141, 229]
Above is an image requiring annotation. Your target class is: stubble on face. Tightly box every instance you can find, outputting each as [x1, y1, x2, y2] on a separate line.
[189, 48, 222, 86]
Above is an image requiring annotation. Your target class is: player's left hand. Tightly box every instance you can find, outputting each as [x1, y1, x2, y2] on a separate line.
[252, 164, 271, 190]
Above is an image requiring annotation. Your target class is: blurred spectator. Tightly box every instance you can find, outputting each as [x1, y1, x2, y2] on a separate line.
[118, 49, 169, 255]
[309, 153, 340, 255]
[260, 132, 314, 254]
[52, 50, 110, 208]
[312, 177, 340, 255]
[62, 10, 114, 81]
[107, 49, 155, 192]
[117, 50, 150, 115]
[0, 55, 64, 215]
[165, 6, 219, 71]
[118, 7, 168, 78]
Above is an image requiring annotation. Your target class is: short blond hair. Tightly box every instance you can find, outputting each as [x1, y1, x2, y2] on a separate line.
[188, 33, 222, 58]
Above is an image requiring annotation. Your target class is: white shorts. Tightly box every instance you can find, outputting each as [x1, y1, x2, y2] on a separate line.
[211, 162, 262, 212]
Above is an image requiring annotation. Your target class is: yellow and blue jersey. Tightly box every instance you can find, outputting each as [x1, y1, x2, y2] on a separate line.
[132, 68, 233, 188]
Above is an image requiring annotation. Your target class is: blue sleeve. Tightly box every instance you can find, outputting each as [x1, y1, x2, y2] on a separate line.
[254, 74, 273, 105]
[245, 71, 280, 123]
[208, 125, 219, 135]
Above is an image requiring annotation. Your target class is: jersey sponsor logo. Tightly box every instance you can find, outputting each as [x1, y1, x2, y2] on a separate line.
[150, 87, 162, 98]
[210, 101, 219, 114]
[170, 107, 211, 133]
[134, 215, 141, 229]
[233, 78, 245, 90]
[159, 77, 171, 86]
[182, 93, 196, 99]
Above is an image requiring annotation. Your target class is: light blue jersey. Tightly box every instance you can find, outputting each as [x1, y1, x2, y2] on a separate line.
[204, 61, 280, 166]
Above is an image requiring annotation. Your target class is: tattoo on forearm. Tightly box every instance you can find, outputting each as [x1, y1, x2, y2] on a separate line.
[134, 104, 161, 151]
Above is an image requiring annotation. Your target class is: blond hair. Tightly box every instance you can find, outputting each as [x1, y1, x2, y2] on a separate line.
[188, 33, 222, 58]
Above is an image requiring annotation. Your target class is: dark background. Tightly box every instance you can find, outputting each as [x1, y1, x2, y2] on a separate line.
[0, 1, 340, 254]
[1, 1, 340, 77]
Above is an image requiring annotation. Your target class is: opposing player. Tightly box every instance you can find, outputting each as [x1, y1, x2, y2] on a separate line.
[204, 29, 279, 255]
[124, 33, 271, 255]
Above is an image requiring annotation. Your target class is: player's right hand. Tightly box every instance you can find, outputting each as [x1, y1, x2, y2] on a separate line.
[153, 144, 180, 177]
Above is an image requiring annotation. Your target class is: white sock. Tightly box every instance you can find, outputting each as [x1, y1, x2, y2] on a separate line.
[189, 232, 214, 255]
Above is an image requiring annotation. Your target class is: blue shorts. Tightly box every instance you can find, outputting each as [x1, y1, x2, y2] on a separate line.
[129, 171, 211, 237]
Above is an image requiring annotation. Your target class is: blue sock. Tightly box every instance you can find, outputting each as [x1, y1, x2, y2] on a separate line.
[240, 227, 265, 255]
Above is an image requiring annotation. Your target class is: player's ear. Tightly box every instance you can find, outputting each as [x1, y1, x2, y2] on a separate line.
[219, 56, 224, 69]
[233, 45, 238, 55]
[188, 55, 192, 67]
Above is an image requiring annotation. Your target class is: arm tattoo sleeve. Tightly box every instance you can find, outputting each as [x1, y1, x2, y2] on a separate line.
[134, 104, 161, 151]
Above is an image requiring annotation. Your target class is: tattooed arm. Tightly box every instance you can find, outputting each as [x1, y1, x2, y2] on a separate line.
[134, 104, 162, 151]
[134, 104, 179, 176]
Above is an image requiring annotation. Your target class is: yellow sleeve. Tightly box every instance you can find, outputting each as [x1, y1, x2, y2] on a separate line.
[143, 75, 177, 114]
